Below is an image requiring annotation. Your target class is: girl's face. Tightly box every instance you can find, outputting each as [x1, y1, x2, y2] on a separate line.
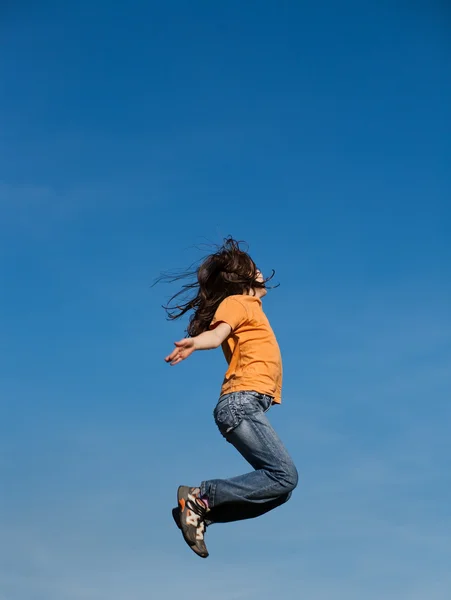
[255, 269, 267, 298]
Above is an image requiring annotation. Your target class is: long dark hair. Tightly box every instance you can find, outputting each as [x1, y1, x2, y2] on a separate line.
[156, 237, 275, 336]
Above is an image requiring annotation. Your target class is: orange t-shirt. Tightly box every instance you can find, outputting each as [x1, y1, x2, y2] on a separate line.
[210, 295, 283, 404]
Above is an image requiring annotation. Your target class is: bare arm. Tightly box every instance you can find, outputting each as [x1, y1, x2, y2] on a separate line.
[164, 322, 232, 366]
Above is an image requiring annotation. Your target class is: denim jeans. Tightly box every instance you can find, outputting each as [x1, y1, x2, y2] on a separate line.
[200, 391, 298, 525]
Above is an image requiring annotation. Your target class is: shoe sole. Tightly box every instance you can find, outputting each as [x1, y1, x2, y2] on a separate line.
[172, 507, 181, 530]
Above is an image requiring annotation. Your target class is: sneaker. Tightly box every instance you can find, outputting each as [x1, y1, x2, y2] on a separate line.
[177, 486, 209, 558]
[172, 505, 210, 531]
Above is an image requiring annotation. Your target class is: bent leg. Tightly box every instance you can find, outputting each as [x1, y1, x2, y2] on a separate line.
[201, 392, 298, 523]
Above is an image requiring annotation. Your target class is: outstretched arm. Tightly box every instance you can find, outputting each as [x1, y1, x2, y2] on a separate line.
[165, 322, 232, 366]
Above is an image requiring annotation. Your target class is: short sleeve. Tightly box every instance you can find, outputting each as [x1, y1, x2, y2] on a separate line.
[210, 297, 248, 332]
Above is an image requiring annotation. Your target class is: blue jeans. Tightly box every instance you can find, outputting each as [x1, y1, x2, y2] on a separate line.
[200, 391, 298, 525]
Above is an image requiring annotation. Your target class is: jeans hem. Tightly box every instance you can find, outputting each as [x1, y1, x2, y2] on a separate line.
[201, 481, 216, 508]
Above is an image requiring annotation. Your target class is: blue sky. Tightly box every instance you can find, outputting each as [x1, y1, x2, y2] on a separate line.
[0, 1, 450, 598]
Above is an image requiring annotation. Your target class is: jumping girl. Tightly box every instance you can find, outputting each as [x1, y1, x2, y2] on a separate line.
[162, 237, 298, 558]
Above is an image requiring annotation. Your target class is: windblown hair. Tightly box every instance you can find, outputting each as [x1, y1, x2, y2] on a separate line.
[156, 237, 275, 337]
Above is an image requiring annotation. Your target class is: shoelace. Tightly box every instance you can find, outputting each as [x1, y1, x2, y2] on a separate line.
[186, 497, 207, 541]
[187, 497, 208, 518]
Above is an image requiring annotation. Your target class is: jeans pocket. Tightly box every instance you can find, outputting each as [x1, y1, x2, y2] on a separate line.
[214, 394, 243, 437]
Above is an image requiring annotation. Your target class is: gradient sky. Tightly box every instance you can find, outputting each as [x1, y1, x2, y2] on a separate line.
[1, 2, 450, 599]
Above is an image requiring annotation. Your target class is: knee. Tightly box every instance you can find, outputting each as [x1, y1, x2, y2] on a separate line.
[287, 464, 299, 492]
[280, 462, 299, 494]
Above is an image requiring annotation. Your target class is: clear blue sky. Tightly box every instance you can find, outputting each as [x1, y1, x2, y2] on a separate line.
[1, 1, 450, 598]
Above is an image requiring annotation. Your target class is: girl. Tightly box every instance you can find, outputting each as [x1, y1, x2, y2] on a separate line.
[162, 237, 298, 558]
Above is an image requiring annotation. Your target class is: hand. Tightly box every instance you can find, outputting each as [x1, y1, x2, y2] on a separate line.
[165, 338, 196, 366]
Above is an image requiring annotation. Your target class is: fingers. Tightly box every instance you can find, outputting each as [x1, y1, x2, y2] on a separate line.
[164, 347, 186, 365]
[167, 353, 185, 366]
[170, 356, 183, 366]
[165, 349, 181, 362]
[165, 339, 193, 365]
[165, 341, 182, 363]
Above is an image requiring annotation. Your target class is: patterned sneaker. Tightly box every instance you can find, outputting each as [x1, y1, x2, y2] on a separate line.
[172, 505, 210, 531]
[177, 486, 209, 558]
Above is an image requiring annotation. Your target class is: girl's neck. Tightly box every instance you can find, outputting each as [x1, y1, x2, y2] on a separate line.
[244, 288, 266, 300]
